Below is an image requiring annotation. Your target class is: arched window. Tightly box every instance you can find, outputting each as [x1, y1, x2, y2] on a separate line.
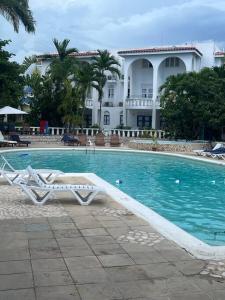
[104, 111, 110, 125]
[120, 111, 123, 126]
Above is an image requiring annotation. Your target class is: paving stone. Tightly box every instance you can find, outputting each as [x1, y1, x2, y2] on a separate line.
[30, 246, 62, 259]
[0, 273, 33, 290]
[169, 292, 212, 300]
[106, 227, 130, 239]
[48, 216, 73, 224]
[99, 220, 128, 228]
[174, 259, 206, 275]
[85, 235, 115, 245]
[0, 247, 30, 261]
[70, 267, 108, 284]
[80, 228, 108, 236]
[156, 248, 193, 261]
[120, 242, 156, 253]
[0, 260, 32, 275]
[106, 265, 150, 282]
[25, 223, 50, 232]
[29, 238, 58, 249]
[116, 279, 167, 298]
[128, 250, 168, 264]
[65, 256, 101, 270]
[32, 258, 67, 272]
[57, 237, 89, 248]
[34, 270, 73, 287]
[0, 231, 27, 240]
[77, 283, 123, 300]
[0, 288, 35, 300]
[141, 262, 181, 279]
[26, 231, 54, 239]
[90, 243, 126, 255]
[53, 229, 81, 239]
[60, 245, 94, 257]
[98, 254, 135, 267]
[36, 285, 81, 300]
[166, 276, 202, 293]
[50, 223, 76, 230]
[24, 217, 49, 224]
[0, 237, 28, 249]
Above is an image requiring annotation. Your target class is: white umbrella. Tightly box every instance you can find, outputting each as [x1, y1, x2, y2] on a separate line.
[0, 106, 28, 115]
[0, 106, 28, 123]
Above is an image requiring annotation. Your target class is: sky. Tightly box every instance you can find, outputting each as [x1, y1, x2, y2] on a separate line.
[1, 0, 225, 62]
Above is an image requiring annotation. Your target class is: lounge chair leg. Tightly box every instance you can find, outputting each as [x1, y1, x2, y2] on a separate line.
[71, 190, 99, 205]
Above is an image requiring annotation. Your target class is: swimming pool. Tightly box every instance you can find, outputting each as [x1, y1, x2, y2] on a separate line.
[3, 149, 225, 246]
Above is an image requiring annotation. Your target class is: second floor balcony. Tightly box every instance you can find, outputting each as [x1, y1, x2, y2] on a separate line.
[125, 96, 161, 109]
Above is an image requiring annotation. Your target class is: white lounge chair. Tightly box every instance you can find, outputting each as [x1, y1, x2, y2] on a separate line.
[14, 166, 104, 206]
[0, 131, 17, 147]
[0, 155, 64, 185]
[193, 143, 223, 156]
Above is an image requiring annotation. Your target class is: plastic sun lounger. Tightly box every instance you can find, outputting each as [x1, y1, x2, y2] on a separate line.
[193, 143, 223, 156]
[14, 166, 104, 206]
[0, 155, 64, 185]
[0, 131, 17, 147]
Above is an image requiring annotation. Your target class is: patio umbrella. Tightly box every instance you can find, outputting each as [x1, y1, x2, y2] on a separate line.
[0, 106, 28, 122]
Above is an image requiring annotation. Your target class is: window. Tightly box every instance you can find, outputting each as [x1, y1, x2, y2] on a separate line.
[104, 111, 110, 125]
[108, 85, 114, 99]
[142, 60, 152, 68]
[141, 88, 153, 98]
[165, 57, 180, 67]
[137, 116, 151, 128]
[120, 111, 123, 126]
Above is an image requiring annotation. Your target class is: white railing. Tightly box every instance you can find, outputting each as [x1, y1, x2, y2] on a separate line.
[85, 99, 93, 108]
[15, 126, 165, 139]
[126, 98, 153, 108]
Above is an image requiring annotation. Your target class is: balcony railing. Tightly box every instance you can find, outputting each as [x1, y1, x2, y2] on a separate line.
[14, 126, 165, 139]
[85, 99, 93, 108]
[126, 96, 161, 109]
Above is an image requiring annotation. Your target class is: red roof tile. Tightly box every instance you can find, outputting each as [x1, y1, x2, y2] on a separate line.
[37, 51, 99, 60]
[214, 51, 225, 57]
[118, 46, 202, 56]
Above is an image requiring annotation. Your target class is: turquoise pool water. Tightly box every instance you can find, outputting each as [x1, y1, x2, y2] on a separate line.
[4, 150, 225, 246]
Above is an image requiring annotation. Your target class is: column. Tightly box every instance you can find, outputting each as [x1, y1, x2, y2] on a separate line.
[151, 63, 159, 129]
[123, 64, 129, 126]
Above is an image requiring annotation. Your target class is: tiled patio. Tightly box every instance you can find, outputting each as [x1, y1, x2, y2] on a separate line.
[0, 176, 225, 300]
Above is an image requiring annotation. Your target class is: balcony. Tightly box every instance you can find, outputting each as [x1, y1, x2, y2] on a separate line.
[85, 99, 93, 108]
[126, 96, 161, 109]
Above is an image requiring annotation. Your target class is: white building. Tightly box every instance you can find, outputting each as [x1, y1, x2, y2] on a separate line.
[33, 41, 224, 130]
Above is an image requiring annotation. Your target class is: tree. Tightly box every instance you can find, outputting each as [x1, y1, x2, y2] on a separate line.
[160, 66, 225, 140]
[0, 40, 24, 109]
[21, 55, 37, 73]
[74, 62, 100, 130]
[92, 50, 120, 128]
[0, 0, 35, 33]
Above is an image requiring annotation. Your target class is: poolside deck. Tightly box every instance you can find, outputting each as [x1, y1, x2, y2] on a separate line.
[0, 174, 225, 300]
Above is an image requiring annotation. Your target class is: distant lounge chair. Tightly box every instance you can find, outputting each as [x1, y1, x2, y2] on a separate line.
[95, 132, 105, 146]
[61, 134, 80, 146]
[78, 133, 88, 146]
[110, 134, 121, 147]
[0, 155, 64, 185]
[14, 166, 104, 206]
[9, 133, 31, 147]
[0, 131, 17, 147]
[193, 143, 223, 156]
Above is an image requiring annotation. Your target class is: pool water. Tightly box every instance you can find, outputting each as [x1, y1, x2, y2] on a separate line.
[4, 150, 225, 246]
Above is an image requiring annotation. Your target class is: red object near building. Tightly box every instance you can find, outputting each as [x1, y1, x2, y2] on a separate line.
[40, 120, 48, 134]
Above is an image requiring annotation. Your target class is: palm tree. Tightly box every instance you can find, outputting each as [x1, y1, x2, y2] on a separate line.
[0, 0, 35, 33]
[21, 55, 37, 73]
[92, 50, 121, 128]
[74, 62, 100, 130]
[53, 38, 78, 61]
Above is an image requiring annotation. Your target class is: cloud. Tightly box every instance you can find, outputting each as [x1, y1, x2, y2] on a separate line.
[1, 0, 225, 62]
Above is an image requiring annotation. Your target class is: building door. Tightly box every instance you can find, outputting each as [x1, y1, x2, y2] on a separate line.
[137, 115, 151, 129]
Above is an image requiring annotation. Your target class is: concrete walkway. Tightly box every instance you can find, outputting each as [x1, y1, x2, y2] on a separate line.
[0, 175, 225, 300]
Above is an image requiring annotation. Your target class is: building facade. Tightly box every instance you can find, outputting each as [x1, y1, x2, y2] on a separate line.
[33, 41, 224, 130]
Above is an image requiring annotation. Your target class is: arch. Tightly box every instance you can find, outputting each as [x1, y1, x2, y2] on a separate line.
[103, 111, 110, 125]
[127, 58, 154, 99]
[158, 56, 186, 87]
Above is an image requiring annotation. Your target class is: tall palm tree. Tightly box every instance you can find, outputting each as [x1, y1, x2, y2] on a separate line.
[74, 62, 100, 130]
[53, 38, 78, 61]
[92, 50, 121, 128]
[0, 0, 35, 33]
